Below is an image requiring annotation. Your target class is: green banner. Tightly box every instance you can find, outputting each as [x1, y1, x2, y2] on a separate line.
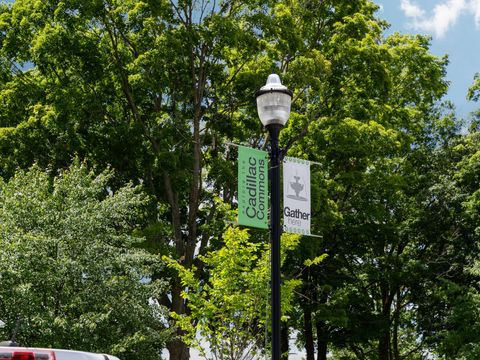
[238, 146, 269, 229]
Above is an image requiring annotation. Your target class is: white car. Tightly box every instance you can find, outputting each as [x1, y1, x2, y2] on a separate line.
[0, 346, 120, 360]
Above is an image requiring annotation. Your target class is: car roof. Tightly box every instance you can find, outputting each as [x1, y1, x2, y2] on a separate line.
[0, 346, 120, 360]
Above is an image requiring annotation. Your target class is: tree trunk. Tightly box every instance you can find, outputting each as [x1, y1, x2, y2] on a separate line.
[304, 307, 315, 360]
[316, 320, 327, 360]
[378, 286, 393, 360]
[378, 332, 390, 360]
[392, 288, 401, 360]
[167, 284, 189, 360]
[281, 322, 289, 360]
[167, 336, 189, 360]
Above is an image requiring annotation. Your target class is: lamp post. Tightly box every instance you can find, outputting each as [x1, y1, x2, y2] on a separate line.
[256, 74, 293, 360]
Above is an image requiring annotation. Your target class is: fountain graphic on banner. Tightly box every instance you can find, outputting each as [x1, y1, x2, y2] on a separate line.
[287, 175, 307, 201]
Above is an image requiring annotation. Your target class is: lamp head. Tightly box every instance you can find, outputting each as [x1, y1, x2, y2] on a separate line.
[255, 74, 293, 127]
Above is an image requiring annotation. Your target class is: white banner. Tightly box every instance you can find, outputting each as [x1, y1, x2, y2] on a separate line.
[283, 157, 311, 235]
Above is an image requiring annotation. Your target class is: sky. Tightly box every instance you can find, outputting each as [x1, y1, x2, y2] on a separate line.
[376, 0, 480, 119]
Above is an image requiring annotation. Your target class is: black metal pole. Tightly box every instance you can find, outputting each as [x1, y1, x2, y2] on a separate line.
[267, 123, 283, 360]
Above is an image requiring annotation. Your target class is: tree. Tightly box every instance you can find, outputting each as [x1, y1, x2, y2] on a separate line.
[419, 127, 480, 359]
[275, 3, 466, 359]
[0, 0, 271, 357]
[165, 227, 301, 360]
[1, 0, 478, 359]
[0, 163, 169, 359]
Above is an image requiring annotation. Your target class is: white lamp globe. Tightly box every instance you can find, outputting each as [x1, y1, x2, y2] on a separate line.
[256, 74, 293, 127]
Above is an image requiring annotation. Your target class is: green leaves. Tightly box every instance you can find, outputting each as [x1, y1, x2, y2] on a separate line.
[0, 0, 479, 359]
[304, 254, 328, 267]
[0, 163, 168, 359]
[165, 227, 301, 360]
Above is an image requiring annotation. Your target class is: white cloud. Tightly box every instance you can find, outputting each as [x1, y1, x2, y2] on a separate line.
[400, 0, 425, 18]
[469, 0, 480, 26]
[400, 0, 480, 38]
[418, 0, 466, 38]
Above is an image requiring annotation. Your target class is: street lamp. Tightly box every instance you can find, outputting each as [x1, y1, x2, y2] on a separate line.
[256, 74, 293, 360]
